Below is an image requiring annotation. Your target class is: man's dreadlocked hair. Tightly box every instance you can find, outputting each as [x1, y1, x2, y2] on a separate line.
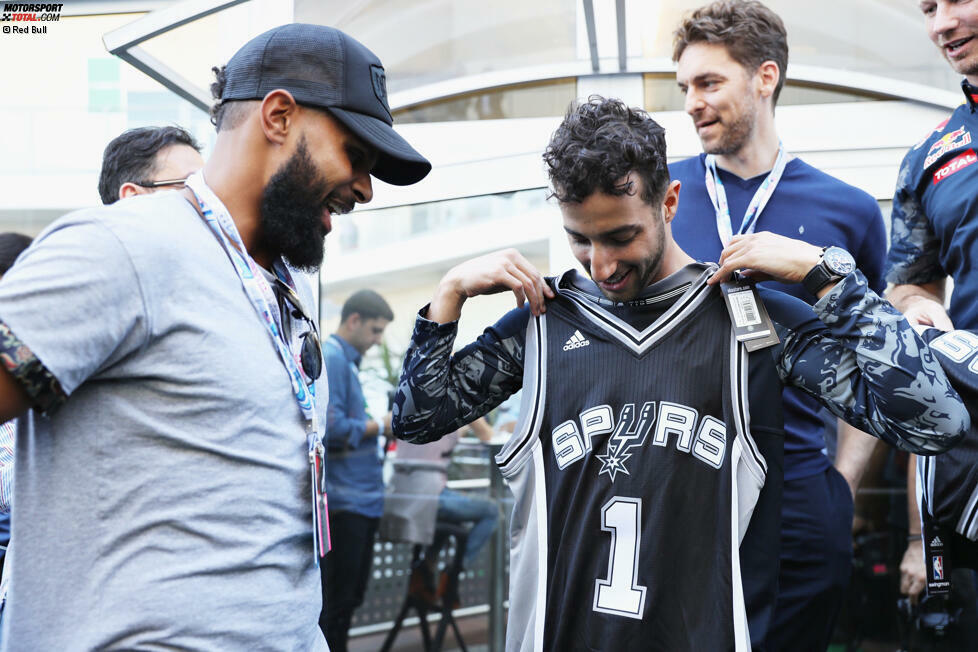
[209, 65, 255, 132]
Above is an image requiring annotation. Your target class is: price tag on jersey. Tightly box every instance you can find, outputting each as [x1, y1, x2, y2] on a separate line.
[720, 280, 780, 351]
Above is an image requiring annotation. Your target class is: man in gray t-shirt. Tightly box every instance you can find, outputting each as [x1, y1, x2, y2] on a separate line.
[0, 24, 429, 651]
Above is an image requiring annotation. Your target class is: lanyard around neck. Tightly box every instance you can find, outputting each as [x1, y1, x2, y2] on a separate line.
[704, 142, 787, 247]
[183, 172, 318, 436]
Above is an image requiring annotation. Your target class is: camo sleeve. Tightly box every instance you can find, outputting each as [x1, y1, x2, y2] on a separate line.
[766, 271, 968, 454]
[885, 153, 946, 286]
[392, 305, 529, 444]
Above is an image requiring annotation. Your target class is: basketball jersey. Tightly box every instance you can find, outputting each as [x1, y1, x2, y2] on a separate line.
[496, 266, 766, 651]
[917, 329, 978, 566]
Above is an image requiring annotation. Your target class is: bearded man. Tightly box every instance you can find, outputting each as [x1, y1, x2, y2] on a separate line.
[0, 23, 428, 651]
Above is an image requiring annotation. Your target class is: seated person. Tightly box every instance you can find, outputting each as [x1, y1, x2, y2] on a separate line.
[391, 418, 498, 605]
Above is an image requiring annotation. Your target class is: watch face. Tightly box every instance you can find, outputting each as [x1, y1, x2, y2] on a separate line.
[823, 247, 855, 275]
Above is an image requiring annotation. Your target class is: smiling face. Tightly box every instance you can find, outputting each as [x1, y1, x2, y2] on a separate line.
[258, 108, 377, 271]
[676, 42, 765, 156]
[921, 0, 978, 83]
[560, 175, 681, 302]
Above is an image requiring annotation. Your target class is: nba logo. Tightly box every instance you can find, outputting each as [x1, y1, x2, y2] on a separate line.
[933, 555, 945, 580]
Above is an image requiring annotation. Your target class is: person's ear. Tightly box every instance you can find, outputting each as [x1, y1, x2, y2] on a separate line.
[258, 89, 299, 146]
[118, 182, 148, 201]
[755, 60, 780, 102]
[662, 179, 681, 224]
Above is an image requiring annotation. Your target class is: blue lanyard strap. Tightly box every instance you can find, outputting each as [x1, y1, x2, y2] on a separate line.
[185, 172, 318, 437]
[704, 142, 787, 247]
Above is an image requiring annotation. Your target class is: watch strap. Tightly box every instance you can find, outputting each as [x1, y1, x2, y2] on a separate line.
[802, 247, 839, 295]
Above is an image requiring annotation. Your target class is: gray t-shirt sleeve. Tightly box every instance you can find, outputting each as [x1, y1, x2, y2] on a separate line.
[0, 213, 148, 399]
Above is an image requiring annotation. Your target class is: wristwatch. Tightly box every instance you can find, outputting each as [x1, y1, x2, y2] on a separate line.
[802, 246, 856, 295]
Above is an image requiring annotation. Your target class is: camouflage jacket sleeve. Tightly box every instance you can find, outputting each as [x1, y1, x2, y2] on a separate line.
[764, 271, 968, 454]
[885, 151, 946, 286]
[392, 305, 530, 444]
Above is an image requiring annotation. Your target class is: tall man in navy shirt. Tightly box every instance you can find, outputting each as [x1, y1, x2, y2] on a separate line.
[322, 289, 393, 652]
[669, 2, 888, 649]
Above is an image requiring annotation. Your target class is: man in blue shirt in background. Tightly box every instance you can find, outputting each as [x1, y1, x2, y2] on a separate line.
[669, 2, 888, 649]
[322, 289, 394, 652]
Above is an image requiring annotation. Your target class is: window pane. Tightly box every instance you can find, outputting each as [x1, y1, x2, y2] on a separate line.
[295, 0, 579, 93]
[394, 79, 576, 124]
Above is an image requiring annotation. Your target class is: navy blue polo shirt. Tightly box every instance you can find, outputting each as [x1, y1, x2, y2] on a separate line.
[670, 155, 887, 480]
[887, 80, 978, 330]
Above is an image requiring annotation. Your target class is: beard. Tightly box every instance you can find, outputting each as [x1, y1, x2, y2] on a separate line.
[589, 215, 668, 303]
[259, 137, 331, 272]
[703, 100, 757, 157]
[951, 54, 978, 79]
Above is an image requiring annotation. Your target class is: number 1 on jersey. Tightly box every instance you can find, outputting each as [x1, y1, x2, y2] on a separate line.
[593, 496, 647, 619]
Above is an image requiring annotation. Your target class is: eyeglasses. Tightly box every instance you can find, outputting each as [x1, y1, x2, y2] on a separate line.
[134, 177, 189, 189]
[273, 280, 323, 384]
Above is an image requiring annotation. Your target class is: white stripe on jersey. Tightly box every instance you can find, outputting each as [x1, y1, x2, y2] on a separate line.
[496, 312, 547, 475]
[732, 333, 767, 476]
[730, 439, 752, 652]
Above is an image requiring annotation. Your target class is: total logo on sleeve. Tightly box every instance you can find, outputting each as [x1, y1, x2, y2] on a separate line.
[933, 149, 977, 184]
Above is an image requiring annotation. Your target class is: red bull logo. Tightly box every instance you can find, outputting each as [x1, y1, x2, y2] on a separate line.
[914, 117, 951, 150]
[925, 127, 972, 167]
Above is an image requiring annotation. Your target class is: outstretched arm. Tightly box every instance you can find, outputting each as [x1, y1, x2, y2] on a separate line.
[393, 249, 551, 444]
[427, 248, 554, 324]
[769, 272, 966, 454]
[713, 231, 968, 454]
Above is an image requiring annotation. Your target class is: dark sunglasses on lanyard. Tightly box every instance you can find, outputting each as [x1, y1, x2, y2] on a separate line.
[272, 279, 323, 384]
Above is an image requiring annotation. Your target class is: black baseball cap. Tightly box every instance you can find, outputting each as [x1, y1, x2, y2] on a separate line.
[220, 23, 431, 186]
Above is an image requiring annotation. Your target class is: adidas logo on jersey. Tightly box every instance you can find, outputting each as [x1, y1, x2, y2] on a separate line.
[563, 330, 590, 351]
[931, 535, 943, 547]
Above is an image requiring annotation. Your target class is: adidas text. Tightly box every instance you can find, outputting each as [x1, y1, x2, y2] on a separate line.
[563, 330, 590, 351]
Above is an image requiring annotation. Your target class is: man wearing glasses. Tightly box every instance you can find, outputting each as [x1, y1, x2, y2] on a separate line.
[97, 125, 204, 204]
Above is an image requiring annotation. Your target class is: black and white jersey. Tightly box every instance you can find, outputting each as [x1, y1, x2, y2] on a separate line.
[395, 263, 967, 649]
[917, 329, 978, 561]
[496, 267, 765, 651]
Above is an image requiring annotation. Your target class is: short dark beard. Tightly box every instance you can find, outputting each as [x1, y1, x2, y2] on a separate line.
[635, 215, 667, 294]
[259, 137, 330, 272]
[704, 98, 757, 157]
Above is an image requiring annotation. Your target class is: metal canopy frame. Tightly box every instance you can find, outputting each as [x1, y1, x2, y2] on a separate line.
[103, 0, 961, 116]
[102, 0, 249, 111]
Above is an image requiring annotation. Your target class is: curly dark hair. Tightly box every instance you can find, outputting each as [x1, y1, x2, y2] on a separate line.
[97, 126, 202, 205]
[672, 0, 788, 105]
[209, 65, 255, 131]
[543, 96, 669, 206]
